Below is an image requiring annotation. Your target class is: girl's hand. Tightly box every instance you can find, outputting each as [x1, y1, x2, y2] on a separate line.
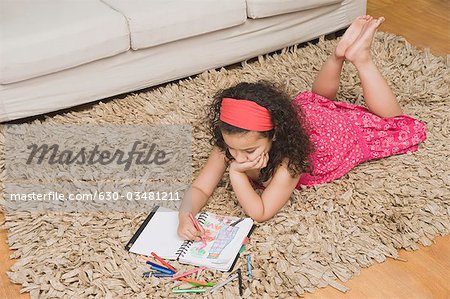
[177, 212, 205, 241]
[230, 152, 269, 173]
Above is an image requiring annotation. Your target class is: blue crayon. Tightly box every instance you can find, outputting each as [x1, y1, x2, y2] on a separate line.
[146, 261, 175, 275]
[246, 255, 253, 281]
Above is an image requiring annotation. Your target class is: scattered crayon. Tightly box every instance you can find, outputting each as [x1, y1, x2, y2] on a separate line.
[171, 266, 206, 281]
[179, 277, 213, 286]
[246, 255, 253, 281]
[209, 272, 239, 293]
[172, 288, 207, 294]
[152, 272, 174, 278]
[151, 252, 177, 272]
[237, 269, 243, 296]
[146, 261, 175, 275]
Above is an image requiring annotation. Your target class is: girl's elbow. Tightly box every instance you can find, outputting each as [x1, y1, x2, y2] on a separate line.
[246, 210, 265, 222]
[250, 212, 275, 223]
[253, 216, 268, 223]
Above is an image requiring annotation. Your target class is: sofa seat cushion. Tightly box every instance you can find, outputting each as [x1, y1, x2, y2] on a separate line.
[102, 0, 247, 50]
[246, 0, 343, 19]
[0, 0, 130, 84]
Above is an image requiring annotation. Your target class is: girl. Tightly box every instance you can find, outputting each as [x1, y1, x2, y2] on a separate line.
[177, 16, 427, 241]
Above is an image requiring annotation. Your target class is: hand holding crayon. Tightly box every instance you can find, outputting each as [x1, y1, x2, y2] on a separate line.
[177, 211, 205, 241]
[188, 212, 206, 242]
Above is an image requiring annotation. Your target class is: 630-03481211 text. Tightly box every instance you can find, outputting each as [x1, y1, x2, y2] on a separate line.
[8, 191, 182, 201]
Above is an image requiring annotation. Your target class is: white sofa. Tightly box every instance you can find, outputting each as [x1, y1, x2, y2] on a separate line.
[0, 0, 366, 122]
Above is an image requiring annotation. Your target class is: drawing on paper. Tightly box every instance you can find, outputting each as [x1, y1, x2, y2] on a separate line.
[207, 224, 239, 259]
[188, 216, 240, 259]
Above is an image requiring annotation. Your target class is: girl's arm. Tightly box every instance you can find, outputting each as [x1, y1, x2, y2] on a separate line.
[179, 146, 227, 216]
[178, 146, 227, 240]
[229, 161, 299, 222]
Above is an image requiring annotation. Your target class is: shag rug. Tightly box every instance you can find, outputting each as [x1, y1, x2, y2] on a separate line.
[1, 32, 449, 298]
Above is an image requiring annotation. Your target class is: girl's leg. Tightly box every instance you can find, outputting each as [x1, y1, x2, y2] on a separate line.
[345, 17, 403, 118]
[311, 54, 344, 100]
[312, 16, 372, 100]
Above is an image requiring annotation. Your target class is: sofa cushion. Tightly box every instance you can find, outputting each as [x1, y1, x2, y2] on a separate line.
[102, 0, 247, 50]
[0, 0, 130, 84]
[246, 0, 343, 19]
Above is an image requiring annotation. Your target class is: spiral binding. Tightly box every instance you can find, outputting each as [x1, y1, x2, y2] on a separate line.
[197, 212, 208, 224]
[175, 212, 208, 259]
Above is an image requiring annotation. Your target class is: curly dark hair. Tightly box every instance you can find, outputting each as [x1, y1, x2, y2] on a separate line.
[209, 81, 314, 183]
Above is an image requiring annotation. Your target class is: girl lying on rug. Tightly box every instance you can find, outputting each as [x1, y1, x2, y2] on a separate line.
[178, 15, 427, 240]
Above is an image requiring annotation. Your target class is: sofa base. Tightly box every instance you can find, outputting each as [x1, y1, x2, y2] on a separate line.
[0, 0, 365, 122]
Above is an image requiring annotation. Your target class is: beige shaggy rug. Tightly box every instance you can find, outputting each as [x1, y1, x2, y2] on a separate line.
[1, 32, 449, 298]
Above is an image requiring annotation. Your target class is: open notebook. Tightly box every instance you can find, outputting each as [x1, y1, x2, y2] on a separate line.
[125, 206, 254, 272]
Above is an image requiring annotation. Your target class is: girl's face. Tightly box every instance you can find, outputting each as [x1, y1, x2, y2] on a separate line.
[222, 130, 273, 163]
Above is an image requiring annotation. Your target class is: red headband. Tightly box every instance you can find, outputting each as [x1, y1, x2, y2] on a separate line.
[219, 98, 273, 131]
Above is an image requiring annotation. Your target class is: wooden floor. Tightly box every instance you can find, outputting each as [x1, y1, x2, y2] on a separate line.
[309, 1, 450, 297]
[1, 1, 449, 298]
[366, 0, 449, 55]
[305, 236, 450, 299]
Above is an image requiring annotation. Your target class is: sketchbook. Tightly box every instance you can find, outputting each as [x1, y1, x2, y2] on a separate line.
[125, 206, 255, 272]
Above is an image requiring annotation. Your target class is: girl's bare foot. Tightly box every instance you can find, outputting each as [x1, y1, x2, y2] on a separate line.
[345, 17, 385, 66]
[335, 15, 372, 59]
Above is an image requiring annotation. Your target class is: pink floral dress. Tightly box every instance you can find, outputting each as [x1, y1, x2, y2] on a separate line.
[294, 91, 427, 188]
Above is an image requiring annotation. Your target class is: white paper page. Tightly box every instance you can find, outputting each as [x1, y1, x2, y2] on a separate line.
[128, 207, 184, 259]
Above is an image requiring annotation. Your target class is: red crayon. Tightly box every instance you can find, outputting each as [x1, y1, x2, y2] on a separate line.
[188, 213, 203, 232]
[151, 251, 177, 272]
[189, 213, 205, 242]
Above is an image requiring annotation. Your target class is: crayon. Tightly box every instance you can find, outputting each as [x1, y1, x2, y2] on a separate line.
[171, 266, 206, 281]
[140, 255, 152, 262]
[186, 281, 215, 287]
[189, 212, 206, 242]
[209, 273, 239, 293]
[146, 261, 175, 275]
[141, 255, 165, 267]
[179, 277, 213, 286]
[172, 288, 207, 294]
[152, 272, 174, 278]
[237, 269, 243, 296]
[188, 213, 203, 232]
[151, 251, 177, 272]
[246, 255, 253, 281]
[146, 260, 172, 271]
